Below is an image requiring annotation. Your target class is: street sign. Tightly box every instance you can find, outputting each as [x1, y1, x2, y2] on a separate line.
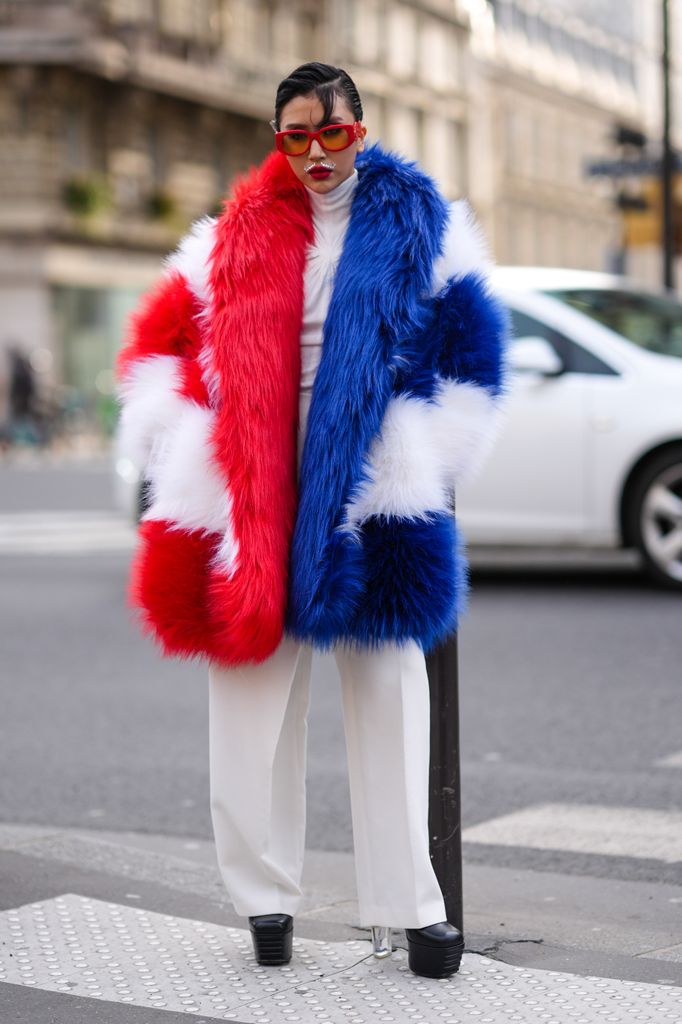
[586, 155, 682, 177]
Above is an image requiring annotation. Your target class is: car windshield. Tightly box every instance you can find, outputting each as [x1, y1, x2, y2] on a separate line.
[545, 288, 682, 359]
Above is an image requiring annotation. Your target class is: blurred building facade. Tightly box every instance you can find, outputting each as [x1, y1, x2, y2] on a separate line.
[0, 0, 679, 426]
[471, 0, 682, 286]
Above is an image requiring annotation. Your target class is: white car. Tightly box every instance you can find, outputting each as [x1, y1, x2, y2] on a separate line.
[456, 267, 682, 588]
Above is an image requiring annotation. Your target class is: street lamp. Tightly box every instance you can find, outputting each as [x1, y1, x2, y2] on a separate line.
[662, 0, 675, 290]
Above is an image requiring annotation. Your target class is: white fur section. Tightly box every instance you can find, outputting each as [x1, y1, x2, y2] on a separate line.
[197, 332, 222, 411]
[338, 379, 505, 532]
[212, 526, 240, 580]
[429, 376, 507, 488]
[141, 402, 240, 575]
[339, 394, 450, 537]
[163, 215, 217, 305]
[115, 355, 187, 471]
[162, 216, 222, 410]
[431, 199, 494, 294]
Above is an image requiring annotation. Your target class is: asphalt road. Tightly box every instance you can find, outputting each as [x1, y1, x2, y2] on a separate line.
[1, 453, 681, 887]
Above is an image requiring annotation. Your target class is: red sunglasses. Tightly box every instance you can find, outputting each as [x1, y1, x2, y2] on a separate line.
[274, 121, 363, 157]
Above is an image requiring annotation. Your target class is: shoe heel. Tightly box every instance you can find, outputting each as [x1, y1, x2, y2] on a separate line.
[370, 926, 392, 958]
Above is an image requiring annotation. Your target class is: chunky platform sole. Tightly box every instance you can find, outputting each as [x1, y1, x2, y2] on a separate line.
[405, 926, 465, 979]
[248, 914, 293, 966]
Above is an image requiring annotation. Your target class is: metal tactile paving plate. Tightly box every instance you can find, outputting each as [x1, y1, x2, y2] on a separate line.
[0, 894, 680, 1022]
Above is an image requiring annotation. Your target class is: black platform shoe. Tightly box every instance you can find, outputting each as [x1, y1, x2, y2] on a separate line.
[248, 914, 293, 965]
[404, 921, 464, 979]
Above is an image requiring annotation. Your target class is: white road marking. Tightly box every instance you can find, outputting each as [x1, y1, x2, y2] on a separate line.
[655, 750, 682, 768]
[0, 511, 135, 554]
[462, 803, 682, 864]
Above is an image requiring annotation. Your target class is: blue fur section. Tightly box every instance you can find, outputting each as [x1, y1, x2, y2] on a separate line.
[346, 513, 469, 654]
[393, 271, 511, 399]
[434, 272, 511, 394]
[286, 143, 449, 639]
[286, 513, 469, 653]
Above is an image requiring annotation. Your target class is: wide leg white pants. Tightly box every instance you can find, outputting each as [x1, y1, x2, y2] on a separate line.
[208, 637, 447, 929]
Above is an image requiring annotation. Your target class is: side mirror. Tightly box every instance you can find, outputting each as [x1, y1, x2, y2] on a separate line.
[510, 336, 564, 376]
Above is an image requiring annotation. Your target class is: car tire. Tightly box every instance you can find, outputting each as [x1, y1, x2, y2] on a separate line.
[626, 446, 682, 589]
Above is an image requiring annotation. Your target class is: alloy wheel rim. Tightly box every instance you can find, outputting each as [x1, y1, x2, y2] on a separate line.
[641, 464, 682, 582]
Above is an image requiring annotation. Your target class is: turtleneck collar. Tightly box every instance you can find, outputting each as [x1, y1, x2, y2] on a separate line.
[306, 169, 358, 217]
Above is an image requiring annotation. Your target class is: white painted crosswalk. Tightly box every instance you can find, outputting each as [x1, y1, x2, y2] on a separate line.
[655, 750, 682, 768]
[462, 803, 682, 864]
[0, 511, 136, 554]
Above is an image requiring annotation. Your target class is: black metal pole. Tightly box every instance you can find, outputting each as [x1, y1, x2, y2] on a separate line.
[661, 0, 675, 290]
[426, 630, 463, 932]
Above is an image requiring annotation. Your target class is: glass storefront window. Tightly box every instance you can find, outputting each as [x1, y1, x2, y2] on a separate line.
[52, 285, 145, 436]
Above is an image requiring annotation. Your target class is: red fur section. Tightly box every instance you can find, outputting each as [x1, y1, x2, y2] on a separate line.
[129, 520, 223, 662]
[121, 154, 312, 666]
[115, 271, 204, 385]
[178, 358, 209, 405]
[205, 153, 313, 663]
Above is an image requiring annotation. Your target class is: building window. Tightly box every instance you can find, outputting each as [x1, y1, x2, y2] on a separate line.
[299, 7, 319, 56]
[353, 0, 382, 67]
[53, 285, 145, 434]
[158, 0, 222, 45]
[419, 18, 457, 90]
[64, 106, 88, 173]
[148, 122, 166, 186]
[253, 0, 275, 55]
[104, 0, 155, 25]
[387, 104, 421, 162]
[386, 4, 417, 80]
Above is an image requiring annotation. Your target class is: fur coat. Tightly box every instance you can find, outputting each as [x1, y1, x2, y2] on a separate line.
[115, 142, 510, 667]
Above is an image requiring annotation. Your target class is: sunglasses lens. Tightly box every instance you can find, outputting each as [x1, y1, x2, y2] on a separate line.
[319, 126, 351, 151]
[281, 132, 309, 155]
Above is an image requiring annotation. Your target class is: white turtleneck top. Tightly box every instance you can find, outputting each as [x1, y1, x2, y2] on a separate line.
[298, 169, 358, 471]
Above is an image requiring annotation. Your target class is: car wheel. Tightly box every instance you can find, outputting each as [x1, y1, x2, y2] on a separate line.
[626, 446, 682, 589]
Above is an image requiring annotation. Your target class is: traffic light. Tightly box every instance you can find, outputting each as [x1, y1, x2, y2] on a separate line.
[612, 124, 647, 149]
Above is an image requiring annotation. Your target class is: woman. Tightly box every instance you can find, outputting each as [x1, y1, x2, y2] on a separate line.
[115, 62, 509, 979]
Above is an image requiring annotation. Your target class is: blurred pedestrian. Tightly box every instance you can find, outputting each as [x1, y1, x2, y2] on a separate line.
[5, 344, 40, 445]
[115, 62, 509, 979]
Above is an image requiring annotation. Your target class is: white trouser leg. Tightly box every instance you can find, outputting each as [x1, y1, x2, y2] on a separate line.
[208, 637, 313, 917]
[335, 639, 447, 929]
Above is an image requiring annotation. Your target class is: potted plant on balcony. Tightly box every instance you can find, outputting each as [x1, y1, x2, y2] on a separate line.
[62, 174, 113, 218]
[146, 187, 179, 224]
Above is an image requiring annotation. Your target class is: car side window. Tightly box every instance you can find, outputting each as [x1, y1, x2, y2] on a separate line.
[546, 288, 682, 359]
[510, 309, 619, 376]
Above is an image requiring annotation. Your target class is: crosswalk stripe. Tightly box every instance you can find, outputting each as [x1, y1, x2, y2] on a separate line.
[0, 512, 135, 554]
[462, 803, 682, 864]
[654, 751, 682, 768]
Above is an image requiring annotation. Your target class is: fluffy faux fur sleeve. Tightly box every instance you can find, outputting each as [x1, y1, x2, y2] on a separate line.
[428, 199, 511, 489]
[114, 218, 217, 474]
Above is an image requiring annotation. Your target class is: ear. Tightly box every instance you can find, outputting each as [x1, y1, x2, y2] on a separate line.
[356, 124, 367, 153]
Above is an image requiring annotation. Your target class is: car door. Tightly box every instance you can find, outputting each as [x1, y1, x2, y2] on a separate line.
[456, 304, 616, 545]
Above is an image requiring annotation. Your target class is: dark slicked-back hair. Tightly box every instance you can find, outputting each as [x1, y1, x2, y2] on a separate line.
[273, 62, 363, 130]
